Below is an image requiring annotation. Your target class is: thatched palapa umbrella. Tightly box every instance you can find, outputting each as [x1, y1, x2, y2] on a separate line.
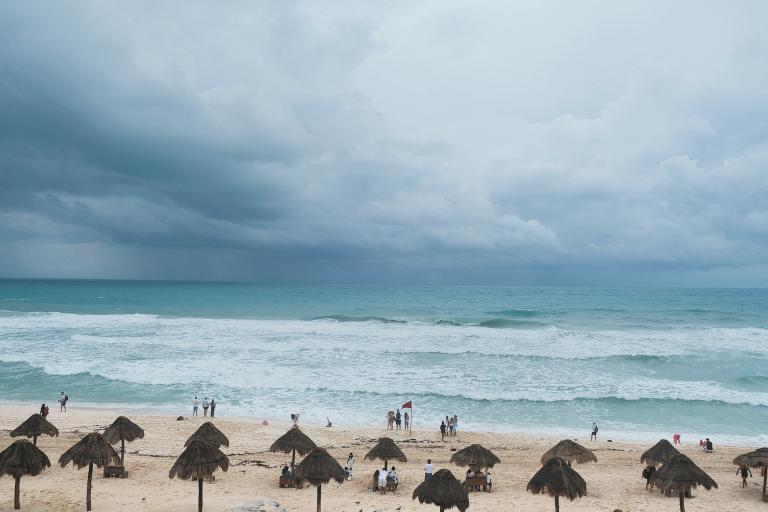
[59, 432, 120, 511]
[540, 439, 597, 466]
[733, 447, 768, 497]
[450, 443, 501, 473]
[169, 439, 229, 512]
[10, 414, 59, 446]
[412, 468, 469, 512]
[641, 439, 680, 467]
[103, 416, 144, 466]
[185, 422, 229, 449]
[0, 440, 51, 510]
[652, 453, 717, 512]
[527, 456, 587, 512]
[293, 447, 345, 512]
[364, 437, 407, 470]
[269, 426, 317, 482]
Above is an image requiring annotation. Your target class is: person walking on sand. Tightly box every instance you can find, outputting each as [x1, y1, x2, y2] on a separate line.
[673, 433, 681, 445]
[192, 396, 199, 416]
[737, 465, 752, 488]
[591, 422, 598, 441]
[346, 453, 355, 477]
[424, 459, 433, 481]
[210, 399, 216, 417]
[202, 397, 210, 417]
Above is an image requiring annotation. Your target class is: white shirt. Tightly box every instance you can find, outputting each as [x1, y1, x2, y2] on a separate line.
[202, 400, 209, 408]
[378, 470, 388, 483]
[346, 457, 355, 468]
[192, 399, 199, 407]
[424, 463, 433, 474]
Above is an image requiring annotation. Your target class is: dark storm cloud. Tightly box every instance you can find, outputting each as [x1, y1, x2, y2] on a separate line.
[1, 1, 768, 284]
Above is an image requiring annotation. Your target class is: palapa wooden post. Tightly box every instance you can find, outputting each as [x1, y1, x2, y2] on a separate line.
[678, 490, 685, 512]
[14, 475, 20, 510]
[121, 439, 125, 465]
[554, 494, 559, 512]
[316, 485, 321, 512]
[198, 478, 203, 512]
[86, 461, 93, 511]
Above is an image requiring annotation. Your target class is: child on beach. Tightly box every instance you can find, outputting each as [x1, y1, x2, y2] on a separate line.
[424, 459, 433, 480]
[737, 465, 752, 487]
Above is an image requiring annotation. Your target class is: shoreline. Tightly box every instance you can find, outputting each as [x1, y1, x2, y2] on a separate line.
[1, 401, 765, 511]
[1, 399, 760, 448]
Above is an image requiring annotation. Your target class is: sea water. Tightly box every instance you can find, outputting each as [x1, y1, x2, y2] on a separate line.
[1, 280, 766, 444]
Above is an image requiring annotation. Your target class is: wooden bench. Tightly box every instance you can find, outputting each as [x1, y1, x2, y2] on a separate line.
[464, 476, 488, 492]
[103, 466, 126, 478]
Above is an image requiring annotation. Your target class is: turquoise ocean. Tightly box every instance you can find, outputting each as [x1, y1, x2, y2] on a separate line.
[1, 280, 766, 444]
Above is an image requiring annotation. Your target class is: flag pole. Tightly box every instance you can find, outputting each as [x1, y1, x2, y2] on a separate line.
[410, 403, 413, 436]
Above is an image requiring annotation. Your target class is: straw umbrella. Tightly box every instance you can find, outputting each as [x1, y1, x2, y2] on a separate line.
[641, 439, 680, 467]
[293, 447, 345, 512]
[184, 422, 229, 449]
[169, 439, 229, 512]
[652, 453, 717, 512]
[269, 426, 317, 483]
[0, 440, 51, 510]
[412, 468, 469, 512]
[103, 416, 144, 466]
[364, 437, 407, 470]
[59, 432, 120, 511]
[10, 414, 59, 447]
[733, 447, 768, 497]
[450, 444, 501, 473]
[540, 439, 597, 466]
[527, 456, 587, 512]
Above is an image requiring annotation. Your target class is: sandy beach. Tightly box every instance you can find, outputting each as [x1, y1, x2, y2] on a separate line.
[0, 404, 763, 512]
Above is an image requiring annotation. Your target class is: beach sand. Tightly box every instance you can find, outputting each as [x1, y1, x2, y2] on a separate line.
[0, 404, 762, 511]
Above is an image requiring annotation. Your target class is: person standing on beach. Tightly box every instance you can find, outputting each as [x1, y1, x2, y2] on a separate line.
[58, 392, 68, 412]
[424, 459, 433, 481]
[202, 397, 210, 417]
[737, 465, 752, 488]
[210, 399, 216, 417]
[440, 420, 446, 441]
[346, 453, 355, 476]
[642, 465, 656, 489]
[395, 409, 401, 430]
[591, 422, 598, 441]
[673, 433, 681, 445]
[192, 396, 199, 416]
[404, 411, 409, 430]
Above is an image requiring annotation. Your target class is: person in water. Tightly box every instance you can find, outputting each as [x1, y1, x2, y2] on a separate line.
[737, 465, 752, 488]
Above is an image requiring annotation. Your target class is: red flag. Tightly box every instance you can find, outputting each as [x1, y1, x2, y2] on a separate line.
[402, 401, 412, 409]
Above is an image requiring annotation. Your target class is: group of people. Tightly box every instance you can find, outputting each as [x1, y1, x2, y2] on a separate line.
[465, 468, 493, 491]
[191, 396, 216, 417]
[373, 465, 399, 494]
[386, 409, 409, 430]
[439, 415, 459, 440]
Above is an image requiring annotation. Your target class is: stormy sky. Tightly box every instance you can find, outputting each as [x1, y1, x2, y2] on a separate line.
[1, 1, 768, 285]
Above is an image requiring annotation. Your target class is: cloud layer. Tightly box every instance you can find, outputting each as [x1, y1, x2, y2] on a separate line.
[1, 1, 767, 284]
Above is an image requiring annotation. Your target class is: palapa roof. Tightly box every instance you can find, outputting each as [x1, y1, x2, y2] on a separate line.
[640, 439, 680, 466]
[540, 439, 597, 465]
[364, 437, 407, 463]
[269, 426, 317, 456]
[733, 447, 768, 468]
[293, 447, 345, 486]
[169, 439, 229, 480]
[59, 432, 119, 469]
[412, 468, 469, 512]
[10, 414, 59, 440]
[527, 457, 587, 501]
[0, 439, 51, 478]
[184, 422, 229, 448]
[103, 416, 145, 444]
[450, 444, 501, 470]
[652, 454, 718, 494]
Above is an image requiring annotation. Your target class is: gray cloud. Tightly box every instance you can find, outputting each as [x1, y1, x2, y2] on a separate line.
[1, 1, 768, 284]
